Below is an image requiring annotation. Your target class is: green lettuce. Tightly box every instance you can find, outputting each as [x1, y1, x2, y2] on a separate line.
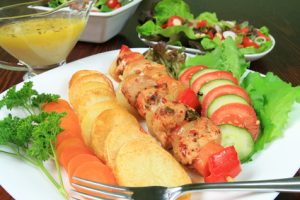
[136, 20, 163, 36]
[185, 38, 249, 80]
[196, 12, 219, 26]
[154, 0, 194, 25]
[241, 72, 300, 155]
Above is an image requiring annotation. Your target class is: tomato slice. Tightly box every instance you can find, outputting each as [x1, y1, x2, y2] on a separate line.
[178, 65, 207, 87]
[201, 85, 251, 116]
[210, 103, 260, 140]
[177, 88, 200, 110]
[191, 70, 238, 94]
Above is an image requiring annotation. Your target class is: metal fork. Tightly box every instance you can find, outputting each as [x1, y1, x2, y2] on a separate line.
[70, 176, 300, 200]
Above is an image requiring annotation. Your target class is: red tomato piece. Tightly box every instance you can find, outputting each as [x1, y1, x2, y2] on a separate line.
[191, 71, 238, 94]
[193, 142, 224, 177]
[201, 85, 251, 117]
[114, 2, 121, 9]
[256, 30, 270, 41]
[207, 146, 241, 179]
[243, 36, 259, 48]
[196, 20, 207, 28]
[178, 65, 207, 87]
[210, 103, 260, 140]
[167, 16, 184, 27]
[177, 88, 201, 110]
[208, 31, 214, 39]
[106, 0, 119, 9]
[239, 27, 249, 34]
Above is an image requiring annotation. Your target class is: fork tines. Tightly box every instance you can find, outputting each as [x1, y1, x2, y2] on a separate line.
[71, 176, 132, 200]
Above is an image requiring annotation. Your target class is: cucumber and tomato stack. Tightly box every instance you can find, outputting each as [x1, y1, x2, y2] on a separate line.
[178, 65, 260, 162]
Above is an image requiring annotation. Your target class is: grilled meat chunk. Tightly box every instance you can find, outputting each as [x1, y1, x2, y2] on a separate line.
[172, 117, 221, 165]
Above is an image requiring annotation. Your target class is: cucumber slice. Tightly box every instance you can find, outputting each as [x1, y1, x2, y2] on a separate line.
[189, 69, 218, 86]
[220, 124, 254, 161]
[207, 94, 249, 117]
[198, 79, 235, 103]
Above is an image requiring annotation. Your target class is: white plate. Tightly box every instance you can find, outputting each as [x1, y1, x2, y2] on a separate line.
[0, 48, 299, 200]
[139, 35, 276, 62]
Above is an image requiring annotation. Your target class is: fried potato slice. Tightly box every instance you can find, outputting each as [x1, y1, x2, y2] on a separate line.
[80, 100, 121, 145]
[70, 71, 114, 91]
[104, 127, 155, 168]
[69, 70, 100, 88]
[114, 139, 192, 187]
[73, 88, 115, 114]
[90, 108, 140, 161]
[69, 81, 113, 109]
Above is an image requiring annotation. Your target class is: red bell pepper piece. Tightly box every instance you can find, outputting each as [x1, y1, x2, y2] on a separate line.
[207, 146, 241, 179]
[208, 31, 214, 39]
[204, 174, 228, 183]
[177, 88, 200, 110]
[193, 142, 224, 177]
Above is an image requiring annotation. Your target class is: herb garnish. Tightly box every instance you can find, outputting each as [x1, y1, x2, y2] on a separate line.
[0, 82, 68, 199]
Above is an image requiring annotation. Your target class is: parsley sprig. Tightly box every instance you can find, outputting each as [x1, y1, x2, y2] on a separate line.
[0, 82, 68, 199]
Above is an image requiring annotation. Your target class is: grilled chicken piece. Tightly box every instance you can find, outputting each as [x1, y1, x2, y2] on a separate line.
[121, 74, 157, 107]
[146, 101, 198, 149]
[135, 86, 168, 118]
[172, 117, 221, 165]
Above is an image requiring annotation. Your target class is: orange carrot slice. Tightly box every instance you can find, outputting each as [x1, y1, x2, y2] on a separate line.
[43, 98, 81, 136]
[72, 161, 117, 198]
[56, 130, 83, 147]
[56, 137, 85, 158]
[59, 146, 92, 170]
[67, 154, 100, 180]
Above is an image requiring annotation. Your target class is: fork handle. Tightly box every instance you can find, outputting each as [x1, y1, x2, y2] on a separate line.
[180, 177, 300, 194]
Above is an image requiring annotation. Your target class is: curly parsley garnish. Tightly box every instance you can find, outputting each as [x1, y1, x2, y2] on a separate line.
[0, 81, 68, 199]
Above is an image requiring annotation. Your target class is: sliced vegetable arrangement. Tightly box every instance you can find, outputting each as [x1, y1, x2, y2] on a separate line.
[48, 0, 133, 12]
[144, 41, 300, 164]
[137, 0, 273, 55]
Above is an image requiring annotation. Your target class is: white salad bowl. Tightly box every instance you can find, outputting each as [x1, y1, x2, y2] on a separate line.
[31, 0, 142, 43]
[139, 34, 276, 62]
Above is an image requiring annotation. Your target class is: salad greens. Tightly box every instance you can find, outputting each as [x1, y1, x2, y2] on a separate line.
[0, 82, 67, 199]
[241, 72, 300, 158]
[153, 0, 194, 25]
[48, 0, 132, 12]
[185, 38, 250, 80]
[137, 0, 273, 55]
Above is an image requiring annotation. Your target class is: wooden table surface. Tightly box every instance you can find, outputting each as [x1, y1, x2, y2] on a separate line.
[0, 0, 300, 199]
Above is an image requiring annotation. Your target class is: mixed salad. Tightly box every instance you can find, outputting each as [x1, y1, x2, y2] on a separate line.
[137, 0, 273, 54]
[48, 0, 133, 12]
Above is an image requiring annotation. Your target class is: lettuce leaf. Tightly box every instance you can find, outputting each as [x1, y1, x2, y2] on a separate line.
[241, 72, 300, 154]
[196, 12, 219, 27]
[154, 0, 194, 25]
[185, 38, 249, 80]
[136, 20, 163, 36]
